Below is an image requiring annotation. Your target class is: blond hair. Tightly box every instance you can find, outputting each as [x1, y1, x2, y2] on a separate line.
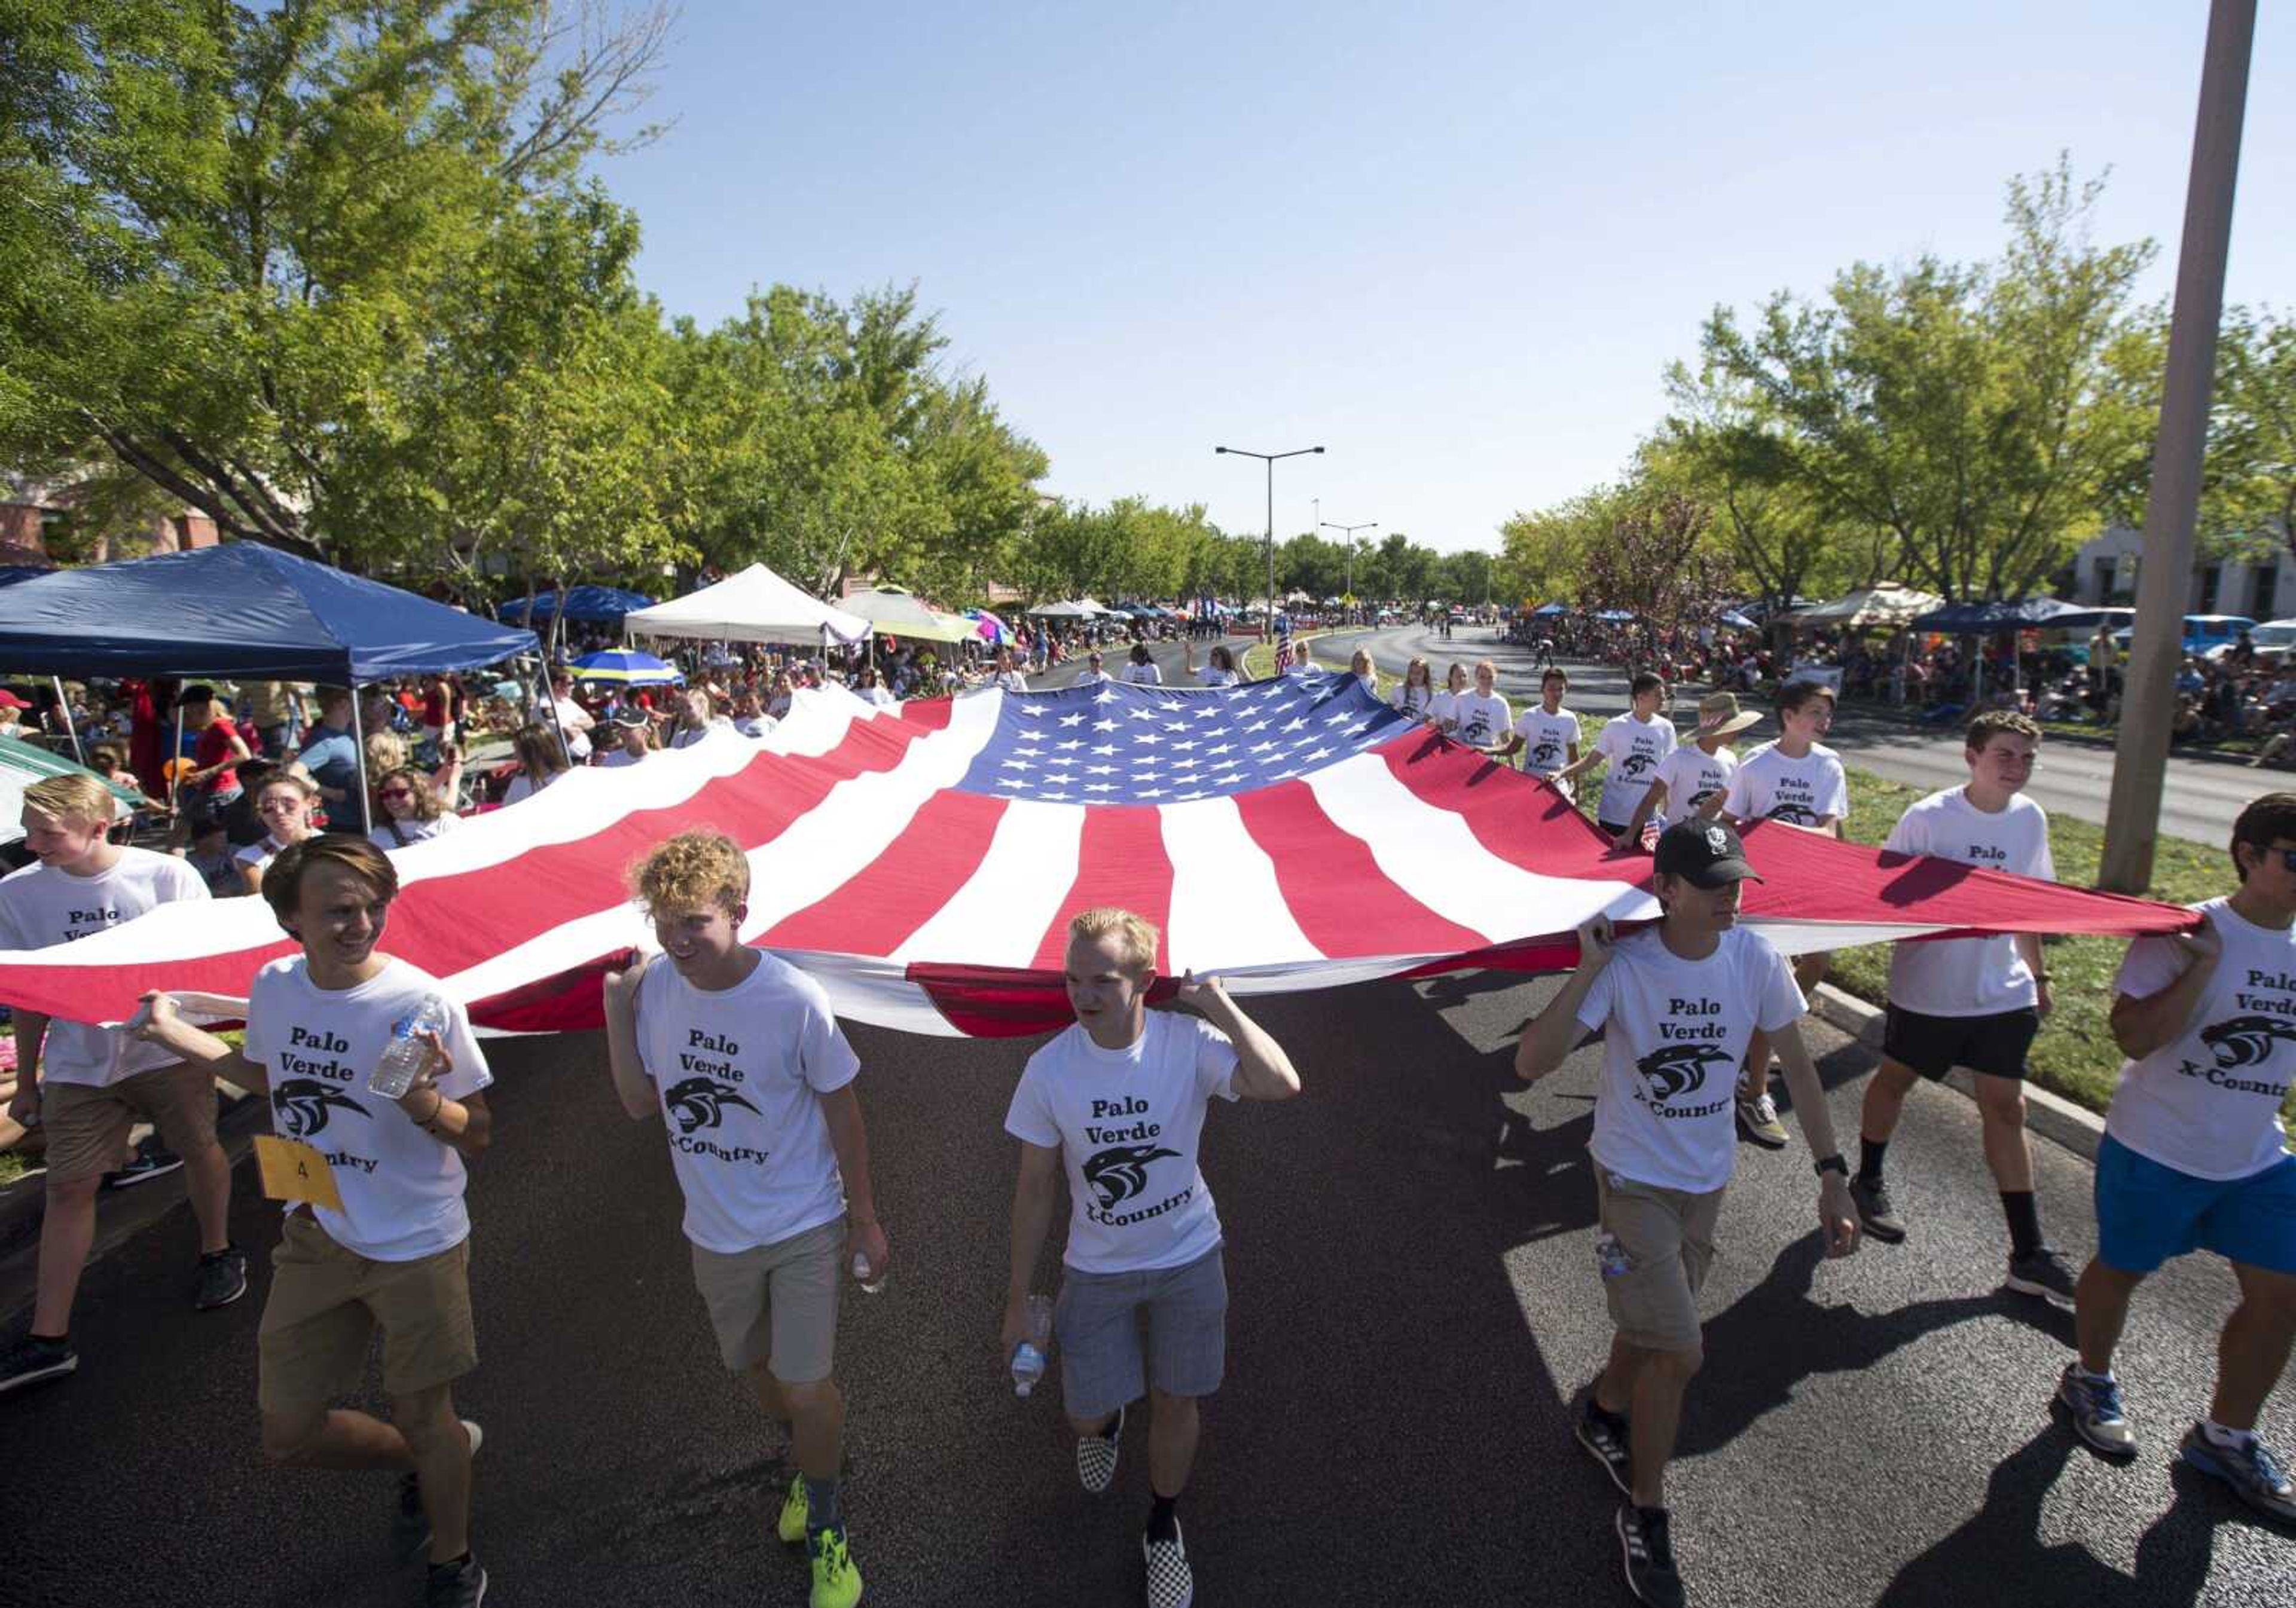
[631, 830, 751, 918]
[1067, 906, 1159, 973]
[22, 772, 114, 826]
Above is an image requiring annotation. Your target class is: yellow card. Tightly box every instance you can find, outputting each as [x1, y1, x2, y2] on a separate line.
[252, 1135, 345, 1212]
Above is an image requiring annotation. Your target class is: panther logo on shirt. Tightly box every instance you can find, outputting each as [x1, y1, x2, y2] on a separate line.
[1633, 1044, 1736, 1103]
[1621, 751, 1656, 779]
[1767, 802, 1816, 825]
[1530, 740, 1561, 769]
[2199, 1015, 2296, 1070]
[1082, 1142, 1181, 1209]
[665, 1076, 762, 1134]
[271, 1078, 370, 1139]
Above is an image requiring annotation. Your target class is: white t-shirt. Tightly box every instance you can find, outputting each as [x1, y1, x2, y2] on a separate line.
[670, 719, 731, 750]
[634, 950, 860, 1252]
[732, 713, 777, 737]
[500, 770, 557, 806]
[1450, 691, 1511, 748]
[1591, 713, 1679, 826]
[1004, 1011, 1240, 1274]
[600, 745, 648, 768]
[1429, 689, 1464, 727]
[1121, 662, 1163, 686]
[370, 814, 459, 852]
[862, 685, 899, 707]
[1885, 789, 2054, 1014]
[1513, 706, 1581, 779]
[2106, 898, 2295, 1181]
[1723, 741, 1848, 828]
[1199, 667, 1239, 688]
[993, 671, 1030, 694]
[551, 696, 593, 760]
[243, 956, 492, 1261]
[1647, 743, 1739, 829]
[0, 849, 210, 1087]
[1391, 683, 1436, 718]
[234, 836, 295, 879]
[1577, 926, 1806, 1193]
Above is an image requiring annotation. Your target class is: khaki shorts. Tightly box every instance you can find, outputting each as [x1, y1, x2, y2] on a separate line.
[257, 1212, 478, 1413]
[1596, 1169, 1724, 1353]
[689, 1215, 844, 1384]
[41, 1062, 217, 1184]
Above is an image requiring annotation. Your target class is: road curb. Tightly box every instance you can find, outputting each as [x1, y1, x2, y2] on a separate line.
[1810, 983, 2105, 1161]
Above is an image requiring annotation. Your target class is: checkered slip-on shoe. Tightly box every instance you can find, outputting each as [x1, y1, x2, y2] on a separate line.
[1076, 1403, 1125, 1495]
[1142, 1518, 1195, 1608]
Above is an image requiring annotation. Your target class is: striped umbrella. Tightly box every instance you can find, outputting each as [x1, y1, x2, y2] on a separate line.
[566, 649, 684, 686]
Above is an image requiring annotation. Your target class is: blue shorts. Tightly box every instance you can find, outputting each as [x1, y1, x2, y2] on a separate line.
[2094, 1135, 2296, 1276]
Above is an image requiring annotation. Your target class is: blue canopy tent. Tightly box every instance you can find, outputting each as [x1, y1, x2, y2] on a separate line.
[496, 584, 654, 624]
[1529, 601, 1570, 617]
[1907, 597, 2084, 634]
[1593, 609, 1638, 623]
[0, 543, 541, 830]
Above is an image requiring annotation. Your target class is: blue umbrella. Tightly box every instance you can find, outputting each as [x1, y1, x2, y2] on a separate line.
[1717, 610, 1759, 630]
[1530, 601, 1570, 617]
[567, 648, 684, 686]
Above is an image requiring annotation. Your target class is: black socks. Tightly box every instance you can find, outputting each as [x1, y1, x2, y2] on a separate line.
[2002, 1191, 2043, 1259]
[1857, 1137, 1888, 1187]
[1148, 1493, 1178, 1542]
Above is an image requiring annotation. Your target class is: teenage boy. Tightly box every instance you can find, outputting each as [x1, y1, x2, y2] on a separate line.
[1448, 659, 1512, 751]
[1001, 908, 1301, 1608]
[1556, 672, 1677, 839]
[1614, 693, 1762, 851]
[1518, 821, 1858, 1608]
[1500, 667, 1583, 794]
[1851, 711, 2075, 1301]
[0, 775, 242, 1398]
[601, 831, 883, 1608]
[132, 837, 494, 1607]
[2054, 794, 2296, 1521]
[1720, 680, 1849, 1151]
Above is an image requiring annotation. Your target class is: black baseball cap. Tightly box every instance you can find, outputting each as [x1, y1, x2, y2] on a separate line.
[1653, 819, 1764, 888]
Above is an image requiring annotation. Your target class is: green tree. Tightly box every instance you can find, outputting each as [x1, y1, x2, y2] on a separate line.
[2206, 307, 2296, 565]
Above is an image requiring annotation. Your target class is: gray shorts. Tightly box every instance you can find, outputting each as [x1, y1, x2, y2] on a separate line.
[688, 1215, 844, 1384]
[1055, 1245, 1228, 1420]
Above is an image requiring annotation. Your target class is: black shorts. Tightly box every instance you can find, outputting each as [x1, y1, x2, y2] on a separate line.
[1882, 1004, 2040, 1082]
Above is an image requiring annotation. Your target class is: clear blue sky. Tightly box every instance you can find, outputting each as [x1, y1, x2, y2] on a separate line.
[599, 1, 2291, 555]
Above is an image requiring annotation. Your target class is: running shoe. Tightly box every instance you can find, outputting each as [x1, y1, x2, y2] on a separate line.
[1077, 1402, 1125, 1496]
[777, 1474, 809, 1545]
[808, 1520, 863, 1608]
[2005, 1246, 2078, 1306]
[0, 1332, 77, 1398]
[2053, 1363, 2136, 1460]
[103, 1136, 184, 1191]
[1735, 1089, 1789, 1150]
[423, 1555, 488, 1607]
[1614, 1503, 1686, 1608]
[1575, 1393, 1633, 1496]
[1142, 1518, 1194, 1608]
[193, 1245, 249, 1311]
[395, 1420, 484, 1555]
[1848, 1176, 1907, 1243]
[2181, 1424, 2296, 1523]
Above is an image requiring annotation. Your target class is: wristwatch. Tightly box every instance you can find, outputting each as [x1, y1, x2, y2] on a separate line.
[1813, 1153, 1849, 1178]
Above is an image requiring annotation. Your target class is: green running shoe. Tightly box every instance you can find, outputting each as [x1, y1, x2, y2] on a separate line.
[809, 1520, 863, 1608]
[777, 1475, 808, 1545]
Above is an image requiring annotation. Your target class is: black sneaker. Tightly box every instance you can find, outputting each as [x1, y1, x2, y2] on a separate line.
[2005, 1246, 2078, 1306]
[103, 1137, 184, 1191]
[193, 1246, 249, 1311]
[1849, 1176, 1907, 1243]
[1575, 1393, 1633, 1496]
[1615, 1503, 1686, 1608]
[395, 1420, 484, 1555]
[423, 1555, 487, 1607]
[0, 1333, 78, 1398]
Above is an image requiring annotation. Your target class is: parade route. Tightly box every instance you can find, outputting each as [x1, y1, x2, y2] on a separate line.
[1319, 624, 2263, 849]
[6, 976, 2289, 1606]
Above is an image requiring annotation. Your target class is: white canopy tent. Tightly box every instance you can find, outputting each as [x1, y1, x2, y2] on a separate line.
[623, 563, 869, 646]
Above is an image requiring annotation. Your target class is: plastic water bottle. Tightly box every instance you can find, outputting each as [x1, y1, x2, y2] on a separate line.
[853, 1251, 886, 1295]
[1010, 1293, 1054, 1397]
[368, 996, 450, 1099]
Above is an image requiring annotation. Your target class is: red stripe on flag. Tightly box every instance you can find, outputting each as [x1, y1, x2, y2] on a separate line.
[1028, 806, 1175, 970]
[1373, 736, 1635, 884]
[1230, 777, 1487, 955]
[762, 789, 1011, 954]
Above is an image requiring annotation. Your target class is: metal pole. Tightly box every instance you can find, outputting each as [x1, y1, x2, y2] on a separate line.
[51, 675, 84, 765]
[1265, 457, 1275, 654]
[532, 657, 573, 770]
[169, 705, 184, 815]
[2100, 0, 2255, 892]
[347, 684, 373, 835]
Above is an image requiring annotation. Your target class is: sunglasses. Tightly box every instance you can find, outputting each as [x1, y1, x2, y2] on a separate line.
[378, 788, 413, 802]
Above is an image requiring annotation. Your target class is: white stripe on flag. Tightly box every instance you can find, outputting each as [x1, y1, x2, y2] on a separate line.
[741, 689, 1006, 936]
[1302, 752, 1653, 941]
[890, 798, 1084, 968]
[1159, 796, 1321, 974]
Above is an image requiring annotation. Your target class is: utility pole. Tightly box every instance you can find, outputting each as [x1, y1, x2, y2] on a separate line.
[2099, 0, 2255, 892]
[1216, 445, 1324, 650]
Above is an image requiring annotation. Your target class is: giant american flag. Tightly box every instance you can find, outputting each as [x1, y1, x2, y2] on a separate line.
[0, 671, 2190, 1037]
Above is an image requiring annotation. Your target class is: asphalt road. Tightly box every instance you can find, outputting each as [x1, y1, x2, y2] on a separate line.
[7, 976, 2292, 1607]
[1320, 623, 2266, 849]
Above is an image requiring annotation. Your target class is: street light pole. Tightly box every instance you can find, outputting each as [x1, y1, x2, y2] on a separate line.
[2099, 0, 2255, 892]
[1321, 519, 1378, 623]
[1216, 444, 1324, 647]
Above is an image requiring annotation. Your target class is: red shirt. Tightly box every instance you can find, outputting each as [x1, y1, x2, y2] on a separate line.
[194, 716, 243, 794]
